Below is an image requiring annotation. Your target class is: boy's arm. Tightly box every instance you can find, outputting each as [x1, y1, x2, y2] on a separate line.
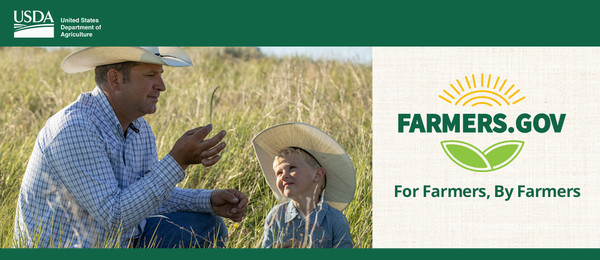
[332, 212, 353, 248]
[261, 207, 278, 248]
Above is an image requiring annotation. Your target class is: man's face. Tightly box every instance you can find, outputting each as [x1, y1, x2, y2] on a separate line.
[118, 63, 165, 117]
[273, 153, 320, 201]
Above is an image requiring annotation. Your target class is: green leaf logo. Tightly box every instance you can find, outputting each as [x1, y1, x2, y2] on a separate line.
[441, 140, 524, 172]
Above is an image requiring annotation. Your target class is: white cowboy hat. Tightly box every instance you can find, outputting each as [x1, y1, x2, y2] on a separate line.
[252, 122, 356, 211]
[61, 47, 193, 73]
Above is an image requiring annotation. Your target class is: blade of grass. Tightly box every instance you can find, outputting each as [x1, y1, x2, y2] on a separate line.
[209, 86, 220, 125]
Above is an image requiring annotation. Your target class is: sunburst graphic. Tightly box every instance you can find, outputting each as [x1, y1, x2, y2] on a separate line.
[439, 74, 526, 107]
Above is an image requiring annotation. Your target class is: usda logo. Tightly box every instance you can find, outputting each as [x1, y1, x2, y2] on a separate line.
[14, 10, 54, 38]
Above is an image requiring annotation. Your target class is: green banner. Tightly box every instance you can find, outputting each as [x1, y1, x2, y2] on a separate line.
[4, 0, 600, 46]
[2, 249, 600, 260]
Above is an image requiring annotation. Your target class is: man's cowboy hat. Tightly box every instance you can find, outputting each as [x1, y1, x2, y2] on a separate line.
[252, 122, 356, 211]
[61, 47, 193, 73]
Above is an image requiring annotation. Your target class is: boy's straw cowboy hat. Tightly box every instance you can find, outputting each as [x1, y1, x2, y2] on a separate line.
[61, 47, 193, 73]
[253, 122, 356, 211]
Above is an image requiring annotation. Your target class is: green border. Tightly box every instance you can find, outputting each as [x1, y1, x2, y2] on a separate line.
[3, 0, 600, 258]
[0, 249, 600, 260]
[4, 0, 600, 46]
[2, 249, 600, 259]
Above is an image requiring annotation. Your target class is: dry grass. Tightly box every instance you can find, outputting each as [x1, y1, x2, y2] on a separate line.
[0, 47, 372, 248]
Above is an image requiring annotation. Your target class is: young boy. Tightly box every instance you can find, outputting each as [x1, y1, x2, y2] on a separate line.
[253, 122, 356, 248]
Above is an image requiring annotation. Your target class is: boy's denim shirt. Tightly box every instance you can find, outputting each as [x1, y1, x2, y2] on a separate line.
[261, 196, 353, 248]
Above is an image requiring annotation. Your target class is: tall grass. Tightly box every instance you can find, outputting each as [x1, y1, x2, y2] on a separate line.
[0, 47, 372, 248]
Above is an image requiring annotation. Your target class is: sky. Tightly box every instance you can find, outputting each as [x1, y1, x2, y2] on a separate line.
[258, 47, 372, 65]
[44, 47, 373, 65]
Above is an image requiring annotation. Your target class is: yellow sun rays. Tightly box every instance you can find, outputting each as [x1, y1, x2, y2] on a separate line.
[438, 74, 526, 107]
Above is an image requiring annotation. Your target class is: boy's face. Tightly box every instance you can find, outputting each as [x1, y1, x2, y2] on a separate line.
[273, 153, 323, 201]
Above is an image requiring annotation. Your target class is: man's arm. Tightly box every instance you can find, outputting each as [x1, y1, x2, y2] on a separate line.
[159, 125, 248, 221]
[154, 187, 214, 215]
[47, 121, 185, 231]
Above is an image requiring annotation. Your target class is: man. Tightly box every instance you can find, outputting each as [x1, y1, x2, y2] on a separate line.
[13, 47, 247, 248]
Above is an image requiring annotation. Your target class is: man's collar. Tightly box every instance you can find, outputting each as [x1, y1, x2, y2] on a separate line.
[92, 87, 141, 137]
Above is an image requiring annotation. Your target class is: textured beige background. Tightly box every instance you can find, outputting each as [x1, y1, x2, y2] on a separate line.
[373, 47, 600, 247]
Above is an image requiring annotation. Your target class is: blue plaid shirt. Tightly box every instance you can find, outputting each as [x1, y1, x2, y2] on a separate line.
[14, 87, 214, 248]
[261, 198, 353, 248]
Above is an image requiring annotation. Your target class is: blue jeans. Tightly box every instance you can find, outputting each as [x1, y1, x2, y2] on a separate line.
[133, 212, 228, 248]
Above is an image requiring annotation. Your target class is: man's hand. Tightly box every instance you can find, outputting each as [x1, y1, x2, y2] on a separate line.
[210, 189, 248, 222]
[169, 124, 226, 170]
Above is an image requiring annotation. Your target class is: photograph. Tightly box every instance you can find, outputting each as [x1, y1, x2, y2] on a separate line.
[0, 47, 372, 248]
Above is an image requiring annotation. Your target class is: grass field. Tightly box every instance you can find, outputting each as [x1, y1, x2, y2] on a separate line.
[0, 47, 372, 248]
